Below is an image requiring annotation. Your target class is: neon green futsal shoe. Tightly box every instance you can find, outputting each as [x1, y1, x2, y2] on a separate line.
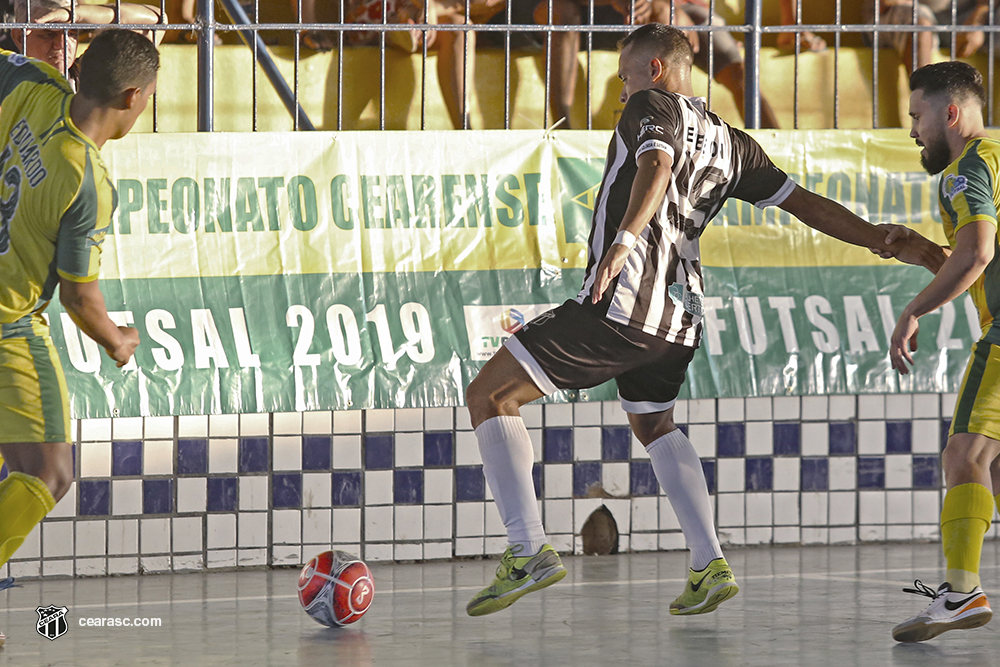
[466, 544, 567, 617]
[669, 557, 740, 615]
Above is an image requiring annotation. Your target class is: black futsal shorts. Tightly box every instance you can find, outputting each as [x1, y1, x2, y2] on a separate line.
[505, 300, 697, 414]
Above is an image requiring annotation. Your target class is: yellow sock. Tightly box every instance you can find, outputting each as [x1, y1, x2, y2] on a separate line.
[0, 472, 56, 570]
[941, 483, 995, 593]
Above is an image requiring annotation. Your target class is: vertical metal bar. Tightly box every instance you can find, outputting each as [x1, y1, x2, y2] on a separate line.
[154, 0, 166, 132]
[503, 0, 512, 130]
[294, 1, 301, 131]
[833, 0, 840, 128]
[379, 0, 386, 131]
[989, 0, 995, 126]
[871, 0, 878, 128]
[793, 0, 800, 129]
[911, 0, 918, 72]
[421, 1, 428, 130]
[338, 0, 345, 130]
[463, 0, 471, 129]
[252, 0, 258, 131]
[543, 0, 552, 128]
[743, 0, 761, 129]
[586, 0, 593, 130]
[950, 0, 957, 60]
[197, 0, 215, 132]
[707, 0, 714, 113]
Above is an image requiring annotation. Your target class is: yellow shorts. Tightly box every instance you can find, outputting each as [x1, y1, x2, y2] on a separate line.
[0, 318, 71, 444]
[951, 340, 1000, 442]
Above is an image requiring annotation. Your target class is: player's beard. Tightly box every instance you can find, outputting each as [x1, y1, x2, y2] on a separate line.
[919, 134, 952, 175]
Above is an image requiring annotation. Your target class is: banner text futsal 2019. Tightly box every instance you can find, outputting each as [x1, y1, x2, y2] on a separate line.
[53, 129, 987, 418]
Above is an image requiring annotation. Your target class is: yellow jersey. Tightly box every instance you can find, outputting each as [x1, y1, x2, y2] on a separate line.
[939, 137, 1000, 342]
[0, 49, 115, 335]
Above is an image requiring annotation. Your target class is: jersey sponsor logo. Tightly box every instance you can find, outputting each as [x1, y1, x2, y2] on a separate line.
[637, 115, 665, 141]
[668, 282, 704, 317]
[6, 53, 28, 67]
[943, 174, 969, 201]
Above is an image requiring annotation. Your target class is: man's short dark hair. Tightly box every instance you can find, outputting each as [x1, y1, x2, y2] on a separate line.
[619, 23, 694, 71]
[909, 61, 986, 109]
[78, 30, 159, 104]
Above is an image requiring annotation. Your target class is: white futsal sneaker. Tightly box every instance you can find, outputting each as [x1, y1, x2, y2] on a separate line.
[892, 580, 993, 643]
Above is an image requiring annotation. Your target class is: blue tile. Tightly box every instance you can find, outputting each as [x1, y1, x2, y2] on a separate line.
[332, 471, 362, 506]
[858, 457, 886, 489]
[177, 439, 208, 475]
[455, 466, 485, 502]
[601, 427, 631, 461]
[364, 434, 394, 470]
[79, 480, 110, 516]
[207, 477, 238, 512]
[829, 422, 856, 455]
[143, 479, 173, 514]
[423, 432, 454, 467]
[701, 459, 715, 494]
[716, 423, 746, 457]
[238, 437, 269, 473]
[273, 473, 303, 508]
[573, 461, 602, 497]
[543, 428, 573, 462]
[302, 436, 332, 471]
[801, 459, 829, 491]
[886, 422, 912, 454]
[112, 441, 143, 476]
[630, 460, 659, 496]
[940, 420, 951, 451]
[913, 456, 942, 489]
[773, 423, 801, 456]
[0, 462, 7, 482]
[532, 463, 542, 499]
[394, 469, 423, 504]
[745, 457, 774, 491]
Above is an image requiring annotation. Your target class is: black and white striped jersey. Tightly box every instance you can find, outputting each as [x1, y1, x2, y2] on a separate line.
[574, 88, 794, 347]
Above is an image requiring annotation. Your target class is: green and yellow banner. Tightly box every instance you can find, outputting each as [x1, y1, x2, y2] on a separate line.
[52, 129, 975, 417]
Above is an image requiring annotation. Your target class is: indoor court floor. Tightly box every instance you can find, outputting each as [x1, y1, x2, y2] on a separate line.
[2, 542, 1000, 666]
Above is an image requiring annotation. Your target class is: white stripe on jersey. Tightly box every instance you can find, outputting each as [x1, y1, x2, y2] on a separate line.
[579, 130, 629, 302]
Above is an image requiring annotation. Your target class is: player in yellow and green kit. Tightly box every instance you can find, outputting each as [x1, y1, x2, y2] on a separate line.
[0, 30, 159, 646]
[874, 61, 1000, 643]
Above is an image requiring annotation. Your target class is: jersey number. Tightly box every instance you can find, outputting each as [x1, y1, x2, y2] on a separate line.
[0, 144, 22, 256]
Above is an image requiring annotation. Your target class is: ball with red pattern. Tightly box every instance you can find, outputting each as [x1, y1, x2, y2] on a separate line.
[298, 551, 374, 627]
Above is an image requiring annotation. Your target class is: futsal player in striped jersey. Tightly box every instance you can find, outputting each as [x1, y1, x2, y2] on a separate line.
[875, 62, 1000, 643]
[0, 30, 158, 646]
[463, 22, 937, 618]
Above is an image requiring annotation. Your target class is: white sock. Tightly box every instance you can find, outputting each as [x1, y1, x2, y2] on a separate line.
[475, 415, 548, 555]
[646, 428, 724, 571]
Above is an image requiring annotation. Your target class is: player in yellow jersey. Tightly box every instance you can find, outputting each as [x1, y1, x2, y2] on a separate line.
[0, 29, 158, 646]
[872, 61, 1000, 642]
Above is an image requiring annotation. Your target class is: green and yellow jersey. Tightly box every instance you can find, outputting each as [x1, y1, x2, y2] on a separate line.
[939, 137, 1000, 343]
[0, 49, 115, 337]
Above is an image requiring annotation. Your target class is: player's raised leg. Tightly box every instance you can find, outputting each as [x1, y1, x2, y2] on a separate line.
[624, 390, 737, 615]
[464, 346, 567, 617]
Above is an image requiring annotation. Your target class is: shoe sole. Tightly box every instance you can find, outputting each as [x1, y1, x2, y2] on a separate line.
[892, 608, 993, 643]
[466, 566, 567, 617]
[670, 581, 740, 616]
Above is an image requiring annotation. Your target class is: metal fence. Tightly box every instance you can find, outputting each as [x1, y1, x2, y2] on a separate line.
[6, 0, 1000, 131]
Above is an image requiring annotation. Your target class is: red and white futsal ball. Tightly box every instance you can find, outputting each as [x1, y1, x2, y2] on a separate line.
[298, 550, 374, 627]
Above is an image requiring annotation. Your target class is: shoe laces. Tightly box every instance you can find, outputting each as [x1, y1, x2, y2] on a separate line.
[495, 544, 525, 579]
[902, 579, 939, 600]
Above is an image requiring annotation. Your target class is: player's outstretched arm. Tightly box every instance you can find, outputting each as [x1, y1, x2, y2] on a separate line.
[778, 183, 947, 272]
[74, 3, 168, 45]
[59, 278, 140, 368]
[591, 149, 673, 303]
[890, 219, 995, 374]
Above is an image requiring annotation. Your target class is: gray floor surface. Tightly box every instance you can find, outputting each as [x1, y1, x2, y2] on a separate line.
[2, 542, 1000, 666]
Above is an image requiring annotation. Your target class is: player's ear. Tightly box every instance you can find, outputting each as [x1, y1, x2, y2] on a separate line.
[121, 86, 143, 111]
[946, 103, 960, 127]
[651, 57, 663, 82]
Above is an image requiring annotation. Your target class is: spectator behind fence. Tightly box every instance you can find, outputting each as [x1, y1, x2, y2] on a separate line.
[863, 0, 1000, 72]
[776, 0, 826, 52]
[533, 0, 788, 129]
[2, 0, 165, 86]
[339, 0, 506, 129]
